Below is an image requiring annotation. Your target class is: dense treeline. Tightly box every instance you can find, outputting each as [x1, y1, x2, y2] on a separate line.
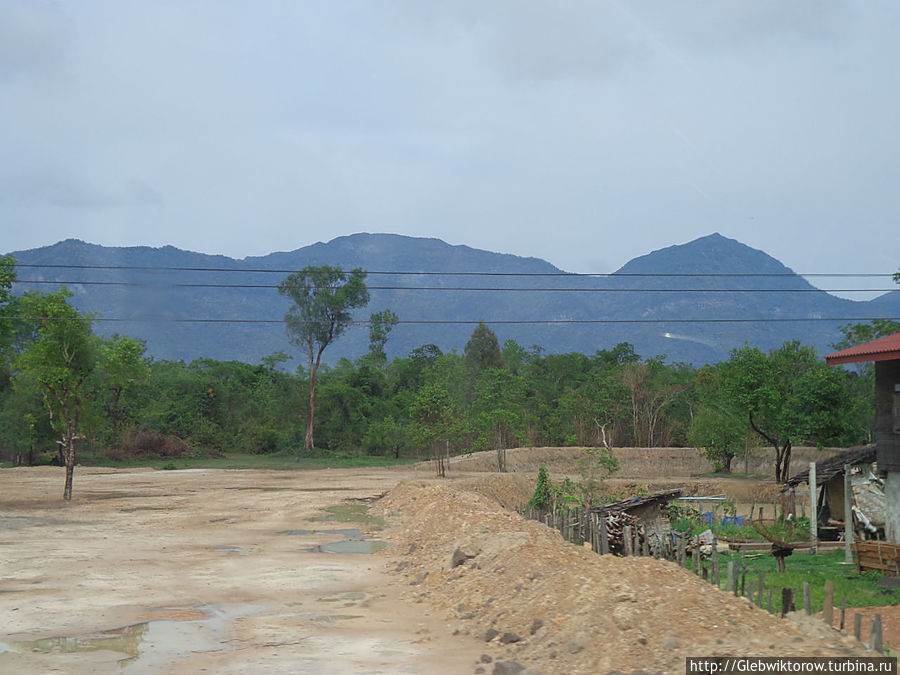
[0, 255, 895, 489]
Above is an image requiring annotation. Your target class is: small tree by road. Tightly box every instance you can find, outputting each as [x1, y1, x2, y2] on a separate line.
[15, 288, 97, 500]
[278, 266, 369, 452]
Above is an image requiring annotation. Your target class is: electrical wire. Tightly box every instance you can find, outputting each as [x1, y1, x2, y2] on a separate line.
[10, 280, 900, 293]
[7, 316, 900, 325]
[10, 263, 897, 278]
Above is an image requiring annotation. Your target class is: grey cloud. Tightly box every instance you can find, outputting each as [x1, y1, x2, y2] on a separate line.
[0, 169, 161, 209]
[0, 0, 72, 80]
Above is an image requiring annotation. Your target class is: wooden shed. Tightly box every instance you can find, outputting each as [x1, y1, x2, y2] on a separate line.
[826, 332, 900, 543]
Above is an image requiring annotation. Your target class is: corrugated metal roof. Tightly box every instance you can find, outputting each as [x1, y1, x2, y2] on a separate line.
[783, 445, 876, 488]
[825, 331, 900, 365]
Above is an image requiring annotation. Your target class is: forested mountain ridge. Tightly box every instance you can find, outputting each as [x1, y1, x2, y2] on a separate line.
[8, 233, 899, 366]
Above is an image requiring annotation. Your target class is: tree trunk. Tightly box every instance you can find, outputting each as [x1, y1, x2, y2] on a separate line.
[304, 369, 316, 451]
[63, 433, 75, 501]
[304, 349, 325, 452]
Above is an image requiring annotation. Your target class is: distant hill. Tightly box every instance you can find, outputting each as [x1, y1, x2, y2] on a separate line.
[7, 233, 900, 366]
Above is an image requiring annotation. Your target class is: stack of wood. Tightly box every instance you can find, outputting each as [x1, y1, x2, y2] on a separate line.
[599, 511, 640, 555]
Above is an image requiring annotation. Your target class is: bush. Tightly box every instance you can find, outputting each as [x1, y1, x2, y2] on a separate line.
[117, 429, 191, 459]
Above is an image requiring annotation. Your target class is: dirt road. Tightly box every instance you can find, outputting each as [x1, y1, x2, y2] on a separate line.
[0, 466, 485, 674]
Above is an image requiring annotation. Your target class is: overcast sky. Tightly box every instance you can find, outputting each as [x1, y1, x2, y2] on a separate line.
[2, 1, 898, 298]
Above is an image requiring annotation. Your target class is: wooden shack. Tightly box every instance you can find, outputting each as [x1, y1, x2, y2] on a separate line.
[826, 332, 900, 543]
[783, 445, 879, 539]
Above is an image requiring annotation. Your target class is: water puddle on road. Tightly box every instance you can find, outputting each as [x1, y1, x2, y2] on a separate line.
[279, 527, 391, 554]
[310, 504, 385, 529]
[0, 604, 262, 671]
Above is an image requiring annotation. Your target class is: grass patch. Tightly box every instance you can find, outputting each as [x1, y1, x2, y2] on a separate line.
[705, 550, 900, 613]
[72, 452, 417, 471]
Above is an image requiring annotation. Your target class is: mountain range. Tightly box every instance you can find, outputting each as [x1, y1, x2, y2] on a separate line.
[7, 233, 900, 367]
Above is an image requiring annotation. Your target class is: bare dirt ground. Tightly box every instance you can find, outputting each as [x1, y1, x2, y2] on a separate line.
[0, 451, 885, 674]
[0, 465, 489, 674]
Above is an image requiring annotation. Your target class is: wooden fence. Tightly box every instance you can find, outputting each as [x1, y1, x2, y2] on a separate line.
[520, 505, 886, 653]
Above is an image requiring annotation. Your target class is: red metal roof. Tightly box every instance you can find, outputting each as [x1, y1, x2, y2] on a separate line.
[825, 332, 900, 365]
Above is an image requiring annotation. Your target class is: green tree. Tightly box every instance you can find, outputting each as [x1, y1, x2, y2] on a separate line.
[367, 309, 399, 365]
[721, 341, 858, 483]
[464, 321, 504, 372]
[689, 365, 748, 473]
[98, 335, 150, 452]
[15, 289, 97, 499]
[277, 266, 369, 452]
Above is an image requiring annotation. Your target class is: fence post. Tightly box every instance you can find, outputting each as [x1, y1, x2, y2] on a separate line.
[757, 571, 765, 608]
[809, 462, 818, 555]
[844, 464, 854, 564]
[711, 537, 720, 586]
[854, 613, 862, 641]
[781, 588, 795, 617]
[823, 580, 834, 628]
[726, 561, 734, 593]
[678, 533, 686, 567]
[600, 516, 609, 555]
[803, 582, 811, 615]
[871, 615, 883, 653]
[624, 526, 633, 556]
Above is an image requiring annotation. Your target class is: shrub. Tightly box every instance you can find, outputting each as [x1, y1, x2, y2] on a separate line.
[118, 429, 191, 459]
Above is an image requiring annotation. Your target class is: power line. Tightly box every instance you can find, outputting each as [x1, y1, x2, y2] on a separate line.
[7, 316, 900, 325]
[10, 280, 899, 293]
[10, 263, 897, 278]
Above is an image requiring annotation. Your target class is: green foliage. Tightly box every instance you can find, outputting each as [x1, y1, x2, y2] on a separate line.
[367, 309, 399, 364]
[527, 466, 553, 510]
[719, 341, 860, 482]
[14, 288, 97, 499]
[464, 321, 504, 372]
[277, 265, 370, 451]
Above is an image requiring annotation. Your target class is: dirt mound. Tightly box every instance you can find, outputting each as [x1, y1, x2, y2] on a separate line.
[374, 482, 866, 674]
[446, 446, 848, 481]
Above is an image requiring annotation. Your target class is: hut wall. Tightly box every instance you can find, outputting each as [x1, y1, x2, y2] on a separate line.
[875, 360, 900, 471]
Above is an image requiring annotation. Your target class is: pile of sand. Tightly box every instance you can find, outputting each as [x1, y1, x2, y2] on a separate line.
[374, 481, 866, 675]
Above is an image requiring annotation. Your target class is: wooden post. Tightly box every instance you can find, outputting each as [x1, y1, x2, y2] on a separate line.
[809, 462, 818, 555]
[757, 571, 765, 608]
[740, 566, 747, 597]
[844, 464, 854, 564]
[693, 546, 701, 574]
[781, 588, 795, 617]
[712, 539, 720, 586]
[677, 533, 686, 567]
[600, 516, 609, 555]
[803, 582, 811, 615]
[633, 528, 640, 557]
[855, 613, 862, 641]
[871, 615, 883, 653]
[727, 561, 734, 593]
[624, 526, 633, 557]
[840, 598, 846, 631]
[767, 589, 773, 614]
[823, 580, 834, 628]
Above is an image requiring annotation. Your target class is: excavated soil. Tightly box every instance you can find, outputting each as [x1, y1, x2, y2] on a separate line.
[374, 481, 871, 674]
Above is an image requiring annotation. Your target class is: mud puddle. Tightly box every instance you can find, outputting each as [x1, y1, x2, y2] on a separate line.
[279, 527, 391, 554]
[310, 504, 385, 529]
[0, 604, 262, 671]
